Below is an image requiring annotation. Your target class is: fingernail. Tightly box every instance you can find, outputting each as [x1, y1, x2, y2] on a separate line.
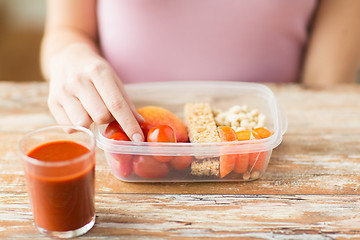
[132, 133, 144, 142]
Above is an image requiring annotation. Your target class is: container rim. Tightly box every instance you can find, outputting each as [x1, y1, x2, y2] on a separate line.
[95, 125, 279, 156]
[19, 125, 96, 167]
[96, 81, 286, 156]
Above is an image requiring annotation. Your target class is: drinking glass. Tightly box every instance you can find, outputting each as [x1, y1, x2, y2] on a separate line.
[19, 125, 96, 238]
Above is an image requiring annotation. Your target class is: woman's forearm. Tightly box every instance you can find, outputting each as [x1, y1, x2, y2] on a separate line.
[40, 0, 98, 80]
[302, 0, 360, 88]
[41, 30, 99, 80]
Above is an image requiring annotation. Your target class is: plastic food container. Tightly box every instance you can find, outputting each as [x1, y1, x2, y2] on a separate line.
[95, 81, 287, 182]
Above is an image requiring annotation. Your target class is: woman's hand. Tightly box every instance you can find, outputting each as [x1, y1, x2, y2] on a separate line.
[47, 43, 144, 142]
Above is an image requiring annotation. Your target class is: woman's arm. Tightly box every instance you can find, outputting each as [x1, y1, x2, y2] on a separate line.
[41, 0, 98, 78]
[40, 0, 145, 142]
[302, 0, 360, 88]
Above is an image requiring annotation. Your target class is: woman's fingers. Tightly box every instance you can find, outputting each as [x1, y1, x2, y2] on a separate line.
[47, 99, 72, 126]
[116, 79, 145, 123]
[89, 62, 144, 142]
[47, 45, 143, 142]
[76, 80, 114, 124]
[59, 94, 93, 128]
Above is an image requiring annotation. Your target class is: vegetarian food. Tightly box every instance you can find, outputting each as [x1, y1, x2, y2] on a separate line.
[105, 103, 272, 181]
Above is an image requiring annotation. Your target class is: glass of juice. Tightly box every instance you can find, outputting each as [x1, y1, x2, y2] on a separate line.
[19, 125, 96, 238]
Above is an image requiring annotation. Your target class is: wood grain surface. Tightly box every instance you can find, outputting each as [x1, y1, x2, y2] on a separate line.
[1, 81, 360, 239]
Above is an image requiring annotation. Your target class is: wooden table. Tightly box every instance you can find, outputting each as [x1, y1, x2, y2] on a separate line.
[1, 81, 360, 239]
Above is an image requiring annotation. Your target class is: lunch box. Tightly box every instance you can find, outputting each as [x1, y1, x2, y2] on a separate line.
[95, 81, 287, 182]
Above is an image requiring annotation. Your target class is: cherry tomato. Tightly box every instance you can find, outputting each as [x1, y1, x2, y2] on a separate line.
[133, 155, 170, 179]
[109, 132, 132, 163]
[104, 120, 123, 138]
[147, 125, 177, 162]
[140, 122, 155, 139]
[147, 125, 177, 143]
[110, 152, 132, 162]
[170, 155, 192, 170]
[110, 157, 133, 178]
[109, 132, 130, 141]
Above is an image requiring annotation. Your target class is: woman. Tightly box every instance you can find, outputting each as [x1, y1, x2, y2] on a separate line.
[41, 0, 360, 142]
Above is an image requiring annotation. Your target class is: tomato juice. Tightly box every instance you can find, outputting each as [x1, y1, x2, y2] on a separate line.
[25, 140, 95, 232]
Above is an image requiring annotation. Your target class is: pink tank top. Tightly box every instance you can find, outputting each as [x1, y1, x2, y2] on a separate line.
[97, 0, 317, 83]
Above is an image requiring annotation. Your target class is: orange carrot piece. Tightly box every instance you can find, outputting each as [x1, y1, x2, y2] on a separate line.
[220, 154, 237, 178]
[252, 127, 272, 139]
[218, 126, 237, 141]
[248, 151, 268, 171]
[234, 153, 249, 173]
[218, 126, 238, 178]
[236, 130, 252, 141]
